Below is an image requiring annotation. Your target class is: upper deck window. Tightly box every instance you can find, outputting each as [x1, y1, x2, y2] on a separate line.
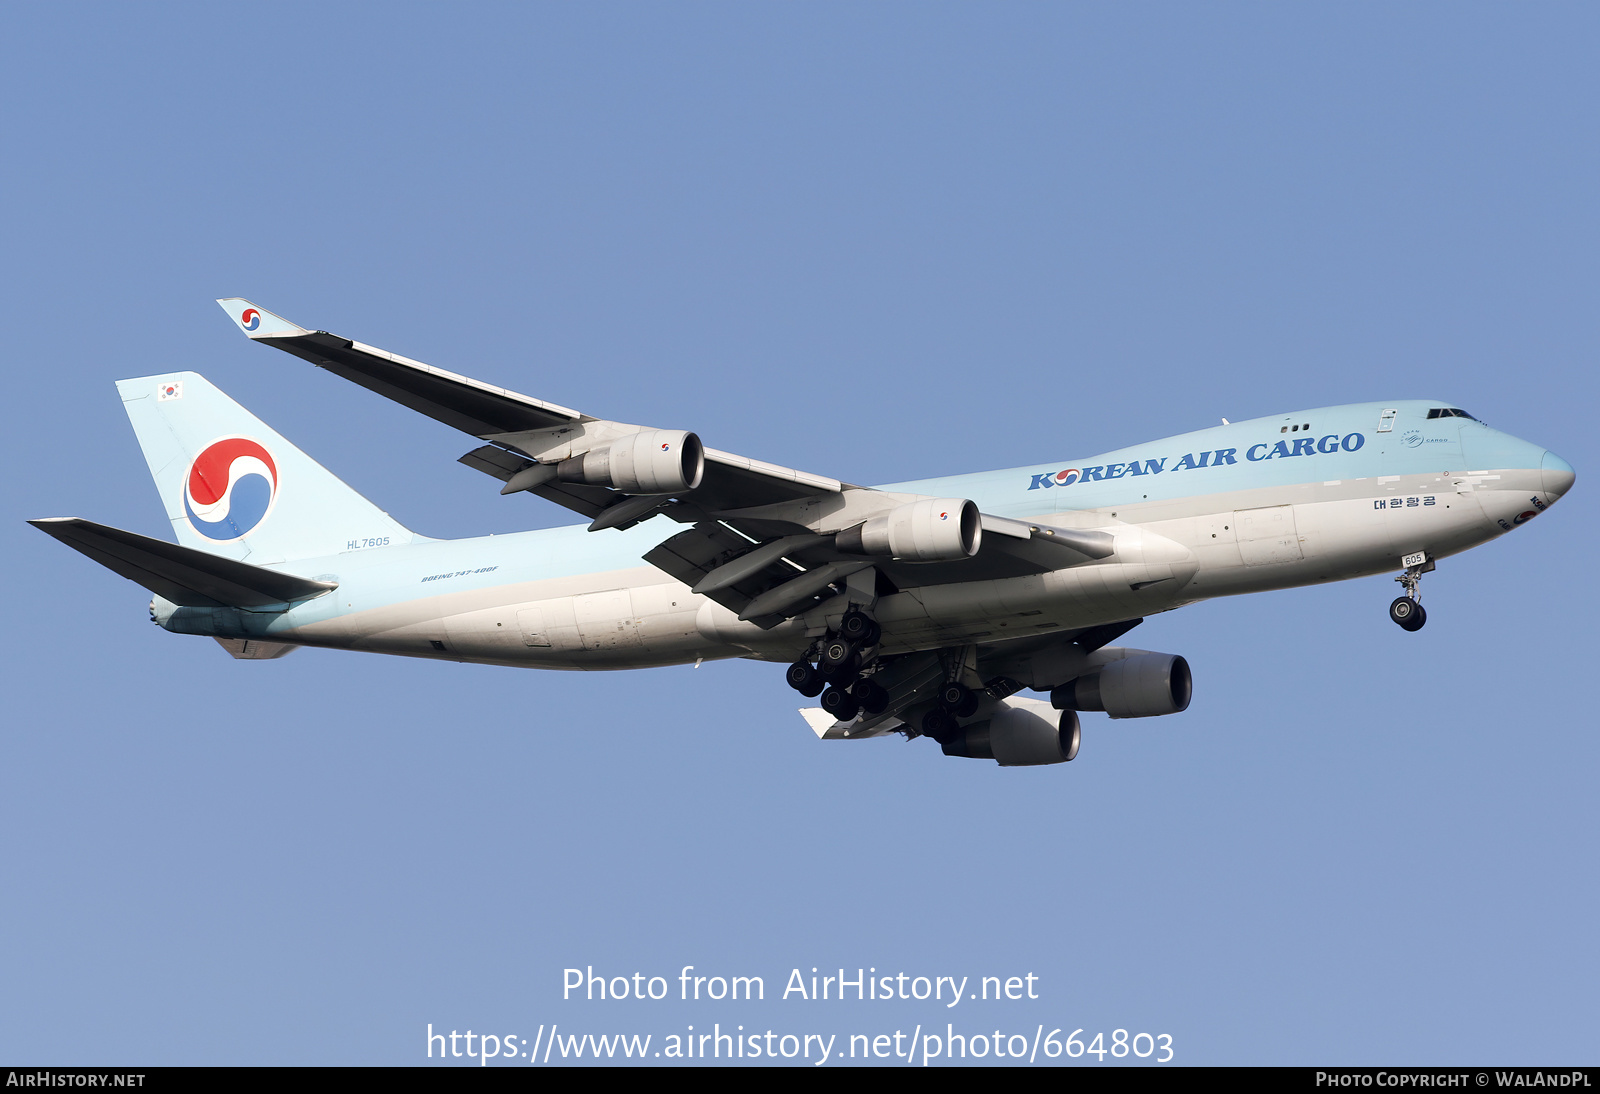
[1427, 408, 1480, 421]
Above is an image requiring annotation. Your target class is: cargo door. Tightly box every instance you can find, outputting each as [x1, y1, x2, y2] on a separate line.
[573, 589, 641, 650]
[1234, 505, 1304, 565]
[517, 607, 552, 647]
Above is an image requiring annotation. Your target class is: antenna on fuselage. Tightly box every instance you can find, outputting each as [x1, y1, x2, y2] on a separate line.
[1221, 418, 1230, 425]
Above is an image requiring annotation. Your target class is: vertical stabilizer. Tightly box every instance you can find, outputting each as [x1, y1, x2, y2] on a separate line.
[118, 372, 417, 564]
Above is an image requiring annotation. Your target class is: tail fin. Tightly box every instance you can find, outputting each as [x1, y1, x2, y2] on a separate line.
[118, 372, 417, 564]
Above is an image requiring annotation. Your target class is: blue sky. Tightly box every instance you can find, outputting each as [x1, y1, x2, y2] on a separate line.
[3, 2, 1595, 1065]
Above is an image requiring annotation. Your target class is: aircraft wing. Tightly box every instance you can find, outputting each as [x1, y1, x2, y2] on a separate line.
[216, 299, 584, 436]
[800, 621, 1143, 741]
[217, 299, 842, 520]
[218, 299, 1113, 627]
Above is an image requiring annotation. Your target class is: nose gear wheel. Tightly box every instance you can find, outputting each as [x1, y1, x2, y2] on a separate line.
[1389, 596, 1427, 631]
[1390, 557, 1432, 632]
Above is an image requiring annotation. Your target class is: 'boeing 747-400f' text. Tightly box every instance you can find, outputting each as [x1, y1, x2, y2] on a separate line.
[31, 299, 1576, 766]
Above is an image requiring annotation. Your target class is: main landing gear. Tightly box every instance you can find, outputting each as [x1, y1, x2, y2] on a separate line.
[1389, 556, 1433, 632]
[786, 610, 887, 721]
[919, 676, 981, 744]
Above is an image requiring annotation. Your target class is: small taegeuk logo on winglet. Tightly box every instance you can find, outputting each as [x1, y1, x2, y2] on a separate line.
[240, 308, 261, 331]
[158, 381, 183, 401]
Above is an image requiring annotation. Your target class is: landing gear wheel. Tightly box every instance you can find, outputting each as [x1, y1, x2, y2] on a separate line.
[839, 610, 881, 646]
[921, 708, 959, 744]
[1389, 596, 1425, 630]
[786, 661, 823, 697]
[1059, 710, 1081, 762]
[819, 636, 858, 670]
[938, 682, 980, 718]
[820, 687, 860, 722]
[820, 659, 860, 687]
[1391, 559, 1433, 631]
[819, 637, 861, 683]
[852, 679, 889, 716]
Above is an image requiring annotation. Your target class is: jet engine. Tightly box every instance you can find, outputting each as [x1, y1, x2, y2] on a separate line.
[558, 430, 705, 495]
[1051, 652, 1192, 719]
[941, 701, 1080, 766]
[836, 498, 982, 562]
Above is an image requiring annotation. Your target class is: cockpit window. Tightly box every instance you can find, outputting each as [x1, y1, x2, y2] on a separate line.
[1427, 408, 1480, 421]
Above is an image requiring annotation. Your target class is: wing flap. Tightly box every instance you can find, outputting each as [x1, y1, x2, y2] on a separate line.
[641, 523, 815, 628]
[801, 706, 905, 739]
[458, 444, 616, 518]
[29, 517, 336, 608]
[214, 637, 299, 659]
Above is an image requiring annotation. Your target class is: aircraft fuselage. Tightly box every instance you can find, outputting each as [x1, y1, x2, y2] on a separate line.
[151, 399, 1574, 670]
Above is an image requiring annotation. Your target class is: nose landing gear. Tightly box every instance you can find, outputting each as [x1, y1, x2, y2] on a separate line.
[1390, 554, 1433, 632]
[1389, 596, 1426, 631]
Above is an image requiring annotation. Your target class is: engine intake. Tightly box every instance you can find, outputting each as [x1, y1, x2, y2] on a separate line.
[558, 430, 704, 495]
[836, 498, 981, 562]
[942, 703, 1080, 766]
[1051, 652, 1191, 719]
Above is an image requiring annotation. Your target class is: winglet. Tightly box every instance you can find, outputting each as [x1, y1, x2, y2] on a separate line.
[215, 298, 308, 339]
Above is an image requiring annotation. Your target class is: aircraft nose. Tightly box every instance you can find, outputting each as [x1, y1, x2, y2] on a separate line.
[1541, 449, 1575, 503]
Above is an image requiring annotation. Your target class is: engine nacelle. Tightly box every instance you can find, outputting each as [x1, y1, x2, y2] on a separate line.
[1051, 652, 1192, 719]
[836, 498, 981, 562]
[941, 702, 1080, 766]
[558, 429, 704, 495]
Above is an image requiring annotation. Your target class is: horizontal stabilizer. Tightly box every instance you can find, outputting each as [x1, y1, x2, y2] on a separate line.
[29, 517, 337, 608]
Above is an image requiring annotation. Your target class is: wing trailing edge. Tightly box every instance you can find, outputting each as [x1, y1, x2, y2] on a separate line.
[214, 637, 299, 659]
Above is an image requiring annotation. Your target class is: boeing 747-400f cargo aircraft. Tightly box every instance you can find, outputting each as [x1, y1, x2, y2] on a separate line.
[31, 299, 1576, 766]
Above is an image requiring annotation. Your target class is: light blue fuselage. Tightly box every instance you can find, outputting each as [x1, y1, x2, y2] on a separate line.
[153, 400, 1573, 669]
